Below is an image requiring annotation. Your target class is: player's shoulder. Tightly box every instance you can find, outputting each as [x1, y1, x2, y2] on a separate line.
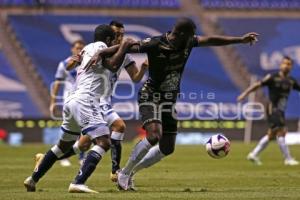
[83, 41, 107, 54]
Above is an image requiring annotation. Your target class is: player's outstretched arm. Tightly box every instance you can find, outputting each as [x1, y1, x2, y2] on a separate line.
[126, 59, 148, 83]
[237, 81, 261, 102]
[197, 32, 259, 47]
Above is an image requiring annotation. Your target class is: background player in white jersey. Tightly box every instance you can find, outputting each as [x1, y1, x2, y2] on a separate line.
[49, 39, 85, 167]
[24, 24, 135, 193]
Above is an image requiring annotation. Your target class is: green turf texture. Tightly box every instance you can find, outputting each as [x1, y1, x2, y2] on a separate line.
[1, 142, 300, 200]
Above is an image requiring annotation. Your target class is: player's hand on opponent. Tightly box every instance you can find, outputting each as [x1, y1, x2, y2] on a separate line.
[242, 32, 259, 45]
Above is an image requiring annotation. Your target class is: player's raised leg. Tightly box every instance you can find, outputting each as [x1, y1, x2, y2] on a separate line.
[133, 133, 176, 174]
[117, 120, 161, 190]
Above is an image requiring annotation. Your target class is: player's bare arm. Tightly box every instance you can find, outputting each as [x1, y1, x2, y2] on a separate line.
[102, 38, 137, 72]
[83, 39, 137, 72]
[126, 59, 148, 83]
[49, 81, 60, 114]
[237, 81, 262, 102]
[197, 32, 259, 47]
[66, 54, 83, 71]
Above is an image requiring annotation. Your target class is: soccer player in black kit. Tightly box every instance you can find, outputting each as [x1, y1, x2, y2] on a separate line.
[115, 17, 259, 190]
[238, 56, 300, 166]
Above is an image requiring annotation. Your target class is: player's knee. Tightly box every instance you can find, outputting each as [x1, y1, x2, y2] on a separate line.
[267, 131, 276, 140]
[77, 136, 92, 152]
[146, 128, 162, 145]
[78, 141, 91, 152]
[145, 124, 162, 145]
[159, 143, 175, 156]
[112, 120, 126, 133]
[94, 135, 111, 151]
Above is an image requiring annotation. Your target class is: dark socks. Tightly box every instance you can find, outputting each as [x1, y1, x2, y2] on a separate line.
[74, 150, 102, 184]
[111, 139, 122, 173]
[32, 150, 58, 182]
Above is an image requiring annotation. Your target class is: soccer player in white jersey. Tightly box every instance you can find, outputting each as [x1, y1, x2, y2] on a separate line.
[24, 24, 135, 193]
[49, 39, 85, 167]
[78, 20, 148, 182]
[53, 20, 148, 182]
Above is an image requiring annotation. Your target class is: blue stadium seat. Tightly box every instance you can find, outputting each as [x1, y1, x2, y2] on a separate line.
[0, 0, 180, 8]
[0, 51, 42, 118]
[200, 0, 300, 9]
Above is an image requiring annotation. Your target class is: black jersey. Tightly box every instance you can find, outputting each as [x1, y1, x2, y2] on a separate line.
[261, 72, 300, 111]
[137, 33, 198, 102]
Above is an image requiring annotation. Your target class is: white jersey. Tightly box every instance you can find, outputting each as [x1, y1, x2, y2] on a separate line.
[61, 41, 110, 137]
[73, 41, 108, 98]
[99, 54, 135, 105]
[54, 57, 77, 100]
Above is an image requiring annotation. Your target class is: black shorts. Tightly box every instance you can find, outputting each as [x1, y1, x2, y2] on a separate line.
[139, 103, 178, 134]
[267, 109, 286, 131]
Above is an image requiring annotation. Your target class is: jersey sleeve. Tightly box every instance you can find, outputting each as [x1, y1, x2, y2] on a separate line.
[260, 73, 273, 86]
[80, 42, 107, 69]
[54, 61, 67, 80]
[122, 54, 136, 69]
[138, 37, 158, 53]
[292, 78, 300, 91]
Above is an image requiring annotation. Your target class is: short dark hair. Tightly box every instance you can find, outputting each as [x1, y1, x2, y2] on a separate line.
[71, 39, 85, 47]
[109, 20, 124, 28]
[174, 17, 196, 36]
[94, 24, 115, 42]
[283, 55, 293, 64]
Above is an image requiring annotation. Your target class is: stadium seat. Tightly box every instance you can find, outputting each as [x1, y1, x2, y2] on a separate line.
[200, 0, 300, 9]
[0, 51, 42, 118]
[0, 0, 181, 9]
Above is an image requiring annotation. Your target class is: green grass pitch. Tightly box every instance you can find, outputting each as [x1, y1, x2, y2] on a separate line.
[1, 142, 300, 200]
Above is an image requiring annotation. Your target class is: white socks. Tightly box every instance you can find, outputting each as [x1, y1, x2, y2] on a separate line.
[111, 131, 124, 141]
[122, 138, 152, 175]
[277, 136, 292, 160]
[132, 145, 165, 174]
[73, 141, 81, 154]
[252, 135, 269, 157]
[252, 135, 293, 161]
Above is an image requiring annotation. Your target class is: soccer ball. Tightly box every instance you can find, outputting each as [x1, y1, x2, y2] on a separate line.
[205, 134, 230, 159]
